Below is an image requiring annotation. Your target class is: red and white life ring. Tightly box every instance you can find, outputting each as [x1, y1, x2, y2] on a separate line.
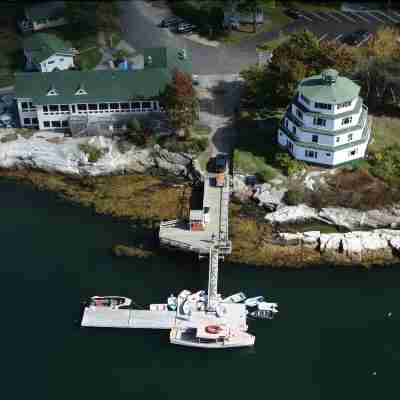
[205, 325, 223, 334]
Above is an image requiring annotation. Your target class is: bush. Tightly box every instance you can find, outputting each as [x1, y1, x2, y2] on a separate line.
[159, 136, 208, 155]
[255, 164, 277, 182]
[368, 144, 400, 185]
[79, 143, 107, 163]
[284, 187, 306, 205]
[127, 118, 142, 133]
[275, 152, 307, 176]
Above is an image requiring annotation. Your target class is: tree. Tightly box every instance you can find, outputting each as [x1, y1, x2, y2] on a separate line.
[161, 70, 199, 137]
[96, 2, 121, 48]
[365, 26, 400, 59]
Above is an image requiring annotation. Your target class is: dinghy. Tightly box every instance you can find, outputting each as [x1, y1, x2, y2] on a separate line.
[244, 296, 264, 308]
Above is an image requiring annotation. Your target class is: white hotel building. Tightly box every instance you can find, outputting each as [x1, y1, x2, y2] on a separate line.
[14, 47, 192, 136]
[278, 69, 371, 167]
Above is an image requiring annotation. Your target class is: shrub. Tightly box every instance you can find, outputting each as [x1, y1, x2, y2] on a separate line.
[368, 144, 400, 185]
[79, 143, 107, 163]
[255, 164, 277, 182]
[275, 152, 307, 176]
[284, 187, 306, 206]
[159, 136, 208, 155]
[127, 118, 142, 133]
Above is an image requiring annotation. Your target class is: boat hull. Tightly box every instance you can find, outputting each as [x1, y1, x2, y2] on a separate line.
[170, 337, 255, 349]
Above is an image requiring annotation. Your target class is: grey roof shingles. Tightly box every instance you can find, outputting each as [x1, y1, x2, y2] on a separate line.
[25, 1, 66, 22]
[15, 69, 172, 105]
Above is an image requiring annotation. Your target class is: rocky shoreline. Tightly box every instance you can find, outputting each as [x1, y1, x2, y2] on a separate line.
[1, 130, 400, 268]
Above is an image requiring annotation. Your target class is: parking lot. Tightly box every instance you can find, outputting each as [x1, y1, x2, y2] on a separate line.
[283, 8, 400, 44]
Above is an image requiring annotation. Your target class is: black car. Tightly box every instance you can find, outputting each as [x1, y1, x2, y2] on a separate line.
[342, 30, 372, 46]
[285, 8, 304, 19]
[215, 153, 228, 173]
[159, 16, 183, 28]
[175, 22, 197, 34]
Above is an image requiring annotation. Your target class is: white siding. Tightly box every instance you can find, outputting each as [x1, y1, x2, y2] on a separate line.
[39, 54, 74, 72]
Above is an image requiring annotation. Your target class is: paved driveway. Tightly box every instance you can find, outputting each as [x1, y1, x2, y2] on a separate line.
[120, 1, 400, 74]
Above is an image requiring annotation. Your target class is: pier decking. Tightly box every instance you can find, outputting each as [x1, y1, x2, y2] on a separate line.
[81, 302, 247, 330]
[159, 171, 231, 256]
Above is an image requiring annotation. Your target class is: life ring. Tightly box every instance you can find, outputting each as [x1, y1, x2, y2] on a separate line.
[205, 325, 222, 334]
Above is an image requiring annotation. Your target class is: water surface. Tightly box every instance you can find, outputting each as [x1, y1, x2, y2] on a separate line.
[1, 180, 399, 399]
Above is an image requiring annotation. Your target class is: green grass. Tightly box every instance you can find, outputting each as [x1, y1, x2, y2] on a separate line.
[192, 123, 212, 136]
[233, 110, 286, 178]
[79, 143, 107, 163]
[369, 115, 400, 151]
[257, 34, 289, 52]
[76, 47, 102, 70]
[0, 4, 25, 87]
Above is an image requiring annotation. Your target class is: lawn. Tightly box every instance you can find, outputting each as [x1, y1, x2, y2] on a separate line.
[0, 3, 25, 87]
[233, 110, 285, 180]
[369, 115, 400, 151]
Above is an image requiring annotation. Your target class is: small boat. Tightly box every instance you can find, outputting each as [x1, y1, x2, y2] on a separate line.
[250, 310, 275, 320]
[222, 292, 246, 303]
[244, 296, 265, 308]
[150, 303, 169, 312]
[167, 294, 177, 311]
[89, 296, 132, 309]
[258, 301, 278, 312]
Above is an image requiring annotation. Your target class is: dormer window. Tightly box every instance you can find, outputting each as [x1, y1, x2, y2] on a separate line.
[75, 83, 87, 96]
[47, 84, 58, 96]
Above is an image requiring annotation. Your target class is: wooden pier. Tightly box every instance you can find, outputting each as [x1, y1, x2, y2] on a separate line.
[159, 170, 232, 257]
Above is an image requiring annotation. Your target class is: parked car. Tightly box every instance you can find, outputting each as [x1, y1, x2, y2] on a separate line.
[215, 153, 228, 173]
[159, 16, 183, 28]
[342, 30, 372, 46]
[175, 22, 197, 34]
[285, 8, 304, 19]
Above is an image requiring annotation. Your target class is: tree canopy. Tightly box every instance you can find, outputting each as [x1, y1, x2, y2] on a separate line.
[161, 70, 199, 135]
[240, 30, 357, 109]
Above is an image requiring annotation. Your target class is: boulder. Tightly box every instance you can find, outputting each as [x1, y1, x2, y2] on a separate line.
[254, 184, 286, 211]
[265, 204, 319, 224]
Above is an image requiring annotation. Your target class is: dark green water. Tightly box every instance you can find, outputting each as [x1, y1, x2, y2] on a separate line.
[2, 180, 399, 399]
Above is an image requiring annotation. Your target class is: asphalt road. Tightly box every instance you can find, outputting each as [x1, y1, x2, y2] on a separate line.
[120, 1, 399, 74]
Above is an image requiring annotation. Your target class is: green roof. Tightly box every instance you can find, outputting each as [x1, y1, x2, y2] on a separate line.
[25, 1, 66, 22]
[298, 69, 360, 104]
[143, 47, 192, 75]
[15, 69, 173, 105]
[23, 33, 73, 64]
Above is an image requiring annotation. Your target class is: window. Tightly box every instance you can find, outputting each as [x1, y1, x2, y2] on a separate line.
[326, 153, 331, 157]
[60, 104, 69, 112]
[49, 105, 59, 112]
[43, 105, 48, 112]
[284, 119, 288, 128]
[142, 101, 151, 109]
[51, 120, 61, 128]
[99, 103, 108, 110]
[61, 120, 69, 127]
[348, 133, 353, 141]
[337, 100, 351, 110]
[32, 117, 38, 125]
[313, 117, 326, 127]
[341, 116, 352, 126]
[336, 136, 340, 143]
[110, 103, 119, 110]
[300, 93, 310, 105]
[314, 102, 332, 110]
[43, 121, 50, 127]
[287, 140, 293, 152]
[23, 118, 31, 125]
[349, 148, 358, 156]
[29, 102, 35, 110]
[77, 104, 87, 111]
[292, 126, 296, 135]
[312, 135, 318, 143]
[59, 58, 64, 61]
[131, 102, 141, 110]
[305, 150, 318, 159]
[88, 104, 98, 111]
[47, 60, 55, 65]
[296, 109, 303, 120]
[21, 102, 28, 109]
[120, 102, 130, 110]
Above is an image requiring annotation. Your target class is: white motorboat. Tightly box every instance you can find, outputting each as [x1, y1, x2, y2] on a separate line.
[167, 294, 177, 311]
[250, 310, 275, 320]
[244, 296, 265, 308]
[89, 296, 132, 309]
[258, 302, 278, 312]
[170, 323, 255, 349]
[222, 292, 246, 303]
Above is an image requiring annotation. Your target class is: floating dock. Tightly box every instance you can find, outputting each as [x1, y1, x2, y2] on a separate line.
[81, 302, 247, 331]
